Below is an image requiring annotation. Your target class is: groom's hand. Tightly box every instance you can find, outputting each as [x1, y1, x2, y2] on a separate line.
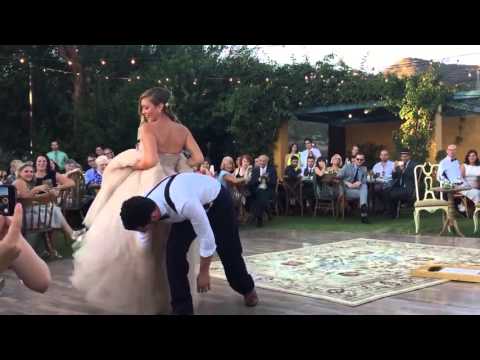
[196, 271, 211, 293]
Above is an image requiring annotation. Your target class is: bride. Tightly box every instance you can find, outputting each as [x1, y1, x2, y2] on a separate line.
[71, 87, 204, 314]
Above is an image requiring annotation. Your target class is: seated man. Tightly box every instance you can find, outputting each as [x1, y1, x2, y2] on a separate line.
[372, 149, 395, 213]
[386, 149, 417, 218]
[302, 156, 316, 208]
[284, 156, 301, 180]
[283, 156, 302, 208]
[337, 153, 369, 223]
[248, 154, 277, 227]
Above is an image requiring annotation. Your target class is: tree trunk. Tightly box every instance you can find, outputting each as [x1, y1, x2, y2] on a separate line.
[58, 45, 85, 140]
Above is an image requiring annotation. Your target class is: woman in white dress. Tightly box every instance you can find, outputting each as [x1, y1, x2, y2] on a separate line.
[460, 149, 480, 205]
[71, 87, 204, 314]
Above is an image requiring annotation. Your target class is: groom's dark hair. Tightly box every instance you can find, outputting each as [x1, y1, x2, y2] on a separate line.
[120, 196, 157, 231]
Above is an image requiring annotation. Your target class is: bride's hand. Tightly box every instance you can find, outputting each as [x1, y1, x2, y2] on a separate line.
[196, 271, 211, 293]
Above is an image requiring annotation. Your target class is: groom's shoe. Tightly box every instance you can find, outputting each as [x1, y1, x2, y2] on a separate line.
[244, 289, 259, 307]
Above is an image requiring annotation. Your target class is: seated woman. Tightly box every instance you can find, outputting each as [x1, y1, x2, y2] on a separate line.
[5, 159, 23, 185]
[34, 154, 75, 194]
[313, 157, 341, 201]
[13, 163, 81, 260]
[327, 154, 343, 174]
[218, 156, 249, 219]
[85, 155, 109, 193]
[198, 159, 215, 177]
[461, 149, 480, 207]
[233, 154, 253, 182]
[284, 143, 301, 170]
[218, 156, 248, 191]
[1, 204, 51, 293]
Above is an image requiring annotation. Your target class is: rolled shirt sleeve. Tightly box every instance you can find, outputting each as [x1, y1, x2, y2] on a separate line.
[181, 199, 217, 257]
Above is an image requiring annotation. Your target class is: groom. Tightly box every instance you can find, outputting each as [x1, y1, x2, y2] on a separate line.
[120, 172, 258, 315]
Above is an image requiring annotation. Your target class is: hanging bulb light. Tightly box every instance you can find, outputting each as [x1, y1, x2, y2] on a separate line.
[100, 59, 107, 66]
[67, 60, 73, 66]
[136, 76, 141, 80]
[105, 76, 109, 80]
[193, 78, 198, 86]
[165, 77, 170, 82]
[158, 80, 162, 84]
[130, 58, 136, 65]
[348, 114, 353, 119]
[76, 72, 80, 77]
[229, 77, 233, 83]
[19, 58, 26, 64]
[127, 78, 132, 82]
[236, 79, 241, 84]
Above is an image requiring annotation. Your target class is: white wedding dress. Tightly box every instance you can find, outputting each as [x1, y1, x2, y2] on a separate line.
[71, 142, 198, 314]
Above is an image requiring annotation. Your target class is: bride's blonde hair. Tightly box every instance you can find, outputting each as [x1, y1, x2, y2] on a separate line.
[138, 87, 181, 125]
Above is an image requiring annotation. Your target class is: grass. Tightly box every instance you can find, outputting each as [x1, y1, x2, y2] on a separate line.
[24, 211, 478, 261]
[242, 211, 480, 238]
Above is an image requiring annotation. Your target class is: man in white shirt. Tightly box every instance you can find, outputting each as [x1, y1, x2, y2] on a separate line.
[437, 144, 466, 213]
[372, 150, 395, 213]
[120, 172, 257, 315]
[372, 150, 395, 184]
[300, 138, 321, 171]
[437, 144, 463, 184]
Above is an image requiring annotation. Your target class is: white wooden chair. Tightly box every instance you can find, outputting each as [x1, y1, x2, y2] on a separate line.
[413, 163, 449, 234]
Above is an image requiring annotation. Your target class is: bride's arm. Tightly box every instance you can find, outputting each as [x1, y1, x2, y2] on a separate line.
[133, 124, 159, 171]
[184, 128, 204, 168]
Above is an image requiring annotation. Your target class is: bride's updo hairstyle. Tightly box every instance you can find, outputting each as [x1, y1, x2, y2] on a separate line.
[138, 87, 180, 124]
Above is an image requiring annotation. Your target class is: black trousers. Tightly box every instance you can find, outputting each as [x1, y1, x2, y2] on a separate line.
[252, 188, 273, 218]
[166, 186, 255, 315]
[387, 187, 412, 214]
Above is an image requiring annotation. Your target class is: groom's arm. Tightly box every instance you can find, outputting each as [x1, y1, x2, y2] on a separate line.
[181, 200, 216, 259]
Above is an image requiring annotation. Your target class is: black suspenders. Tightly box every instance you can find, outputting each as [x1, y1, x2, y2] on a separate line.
[145, 173, 180, 214]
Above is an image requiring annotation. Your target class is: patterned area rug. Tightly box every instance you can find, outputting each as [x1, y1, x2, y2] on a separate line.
[210, 238, 480, 306]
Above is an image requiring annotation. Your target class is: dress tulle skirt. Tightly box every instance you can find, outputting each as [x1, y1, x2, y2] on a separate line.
[71, 149, 198, 314]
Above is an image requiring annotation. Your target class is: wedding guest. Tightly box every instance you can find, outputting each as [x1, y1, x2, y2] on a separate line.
[460, 149, 480, 206]
[284, 143, 301, 170]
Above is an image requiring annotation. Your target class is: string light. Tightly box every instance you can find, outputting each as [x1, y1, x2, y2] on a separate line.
[265, 77, 270, 82]
[127, 78, 132, 82]
[67, 60, 73, 66]
[157, 80, 162, 84]
[130, 58, 136, 65]
[165, 77, 170, 82]
[468, 72, 472, 77]
[236, 79, 241, 84]
[76, 72, 80, 76]
[100, 59, 106, 65]
[19, 58, 25, 64]
[105, 76, 109, 80]
[229, 77, 233, 83]
[348, 114, 353, 119]
[193, 78, 198, 85]
[136, 75, 140, 80]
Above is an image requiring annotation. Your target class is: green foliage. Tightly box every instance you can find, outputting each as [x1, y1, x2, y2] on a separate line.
[0, 46, 453, 170]
[390, 66, 452, 162]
